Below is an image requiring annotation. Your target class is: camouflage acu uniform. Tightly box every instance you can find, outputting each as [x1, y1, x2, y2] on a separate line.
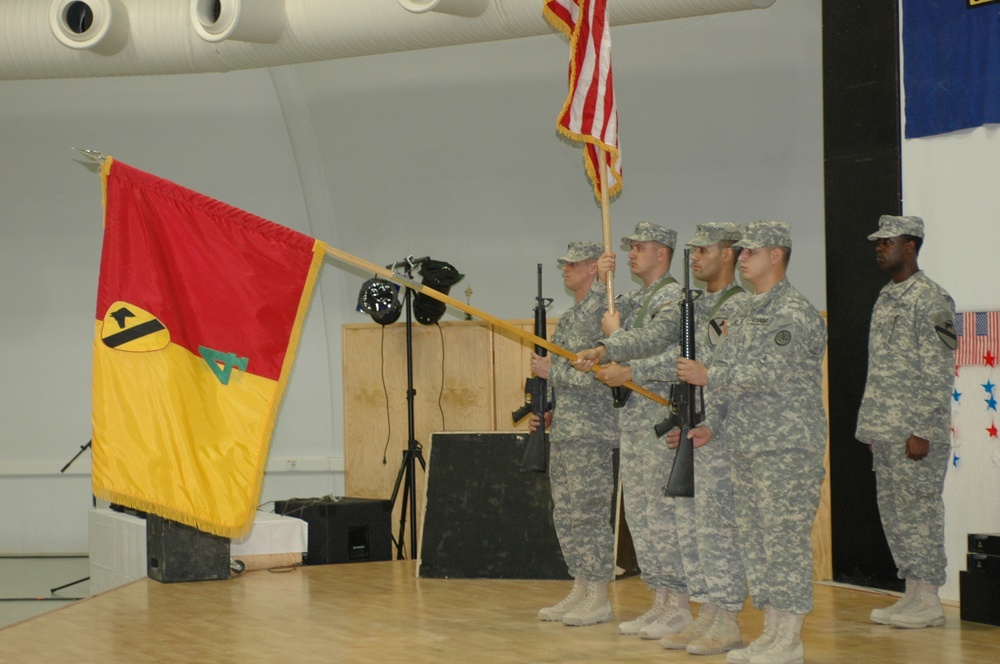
[548, 278, 620, 582]
[598, 252, 692, 595]
[704, 277, 827, 615]
[689, 279, 749, 612]
[855, 270, 955, 588]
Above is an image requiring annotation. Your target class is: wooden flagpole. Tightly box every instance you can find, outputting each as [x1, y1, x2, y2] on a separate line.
[599, 151, 615, 314]
[323, 244, 668, 408]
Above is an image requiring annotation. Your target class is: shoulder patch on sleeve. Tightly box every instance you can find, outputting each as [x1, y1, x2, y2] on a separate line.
[933, 311, 957, 350]
[708, 317, 727, 346]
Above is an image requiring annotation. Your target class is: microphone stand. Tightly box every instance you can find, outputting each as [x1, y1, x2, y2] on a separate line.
[387, 259, 427, 560]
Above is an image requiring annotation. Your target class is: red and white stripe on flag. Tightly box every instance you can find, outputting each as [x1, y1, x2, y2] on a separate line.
[544, 0, 622, 200]
[955, 311, 1000, 367]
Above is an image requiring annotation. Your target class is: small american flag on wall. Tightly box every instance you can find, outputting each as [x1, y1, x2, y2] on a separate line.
[955, 311, 1000, 367]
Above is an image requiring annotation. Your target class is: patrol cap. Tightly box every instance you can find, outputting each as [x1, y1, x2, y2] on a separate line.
[733, 220, 792, 250]
[557, 241, 604, 265]
[867, 215, 925, 240]
[686, 222, 742, 248]
[620, 221, 677, 251]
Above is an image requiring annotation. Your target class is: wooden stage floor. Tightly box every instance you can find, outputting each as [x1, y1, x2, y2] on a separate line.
[0, 560, 996, 663]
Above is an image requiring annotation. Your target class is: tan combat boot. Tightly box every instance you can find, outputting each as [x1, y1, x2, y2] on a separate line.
[870, 578, 916, 625]
[639, 591, 693, 639]
[618, 587, 669, 635]
[562, 581, 613, 626]
[888, 581, 945, 629]
[747, 611, 804, 664]
[538, 577, 589, 621]
[726, 605, 778, 664]
[687, 607, 743, 655]
[660, 603, 717, 650]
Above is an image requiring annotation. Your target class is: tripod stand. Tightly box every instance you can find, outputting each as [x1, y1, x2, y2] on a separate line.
[50, 440, 94, 594]
[388, 270, 427, 560]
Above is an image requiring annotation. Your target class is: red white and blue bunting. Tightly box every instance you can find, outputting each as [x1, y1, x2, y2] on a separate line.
[952, 311, 1000, 468]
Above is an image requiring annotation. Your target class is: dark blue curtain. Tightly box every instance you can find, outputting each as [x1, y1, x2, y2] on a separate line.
[903, 0, 1000, 138]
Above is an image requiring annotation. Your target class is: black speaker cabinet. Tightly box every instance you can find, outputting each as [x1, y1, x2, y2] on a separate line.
[969, 533, 1000, 556]
[146, 515, 230, 583]
[960, 570, 1000, 627]
[418, 432, 572, 580]
[273, 497, 392, 565]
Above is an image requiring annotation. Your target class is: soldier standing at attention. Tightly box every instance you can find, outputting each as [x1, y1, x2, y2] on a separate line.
[533, 242, 620, 627]
[681, 221, 827, 664]
[856, 215, 956, 629]
[663, 223, 749, 656]
[573, 222, 695, 641]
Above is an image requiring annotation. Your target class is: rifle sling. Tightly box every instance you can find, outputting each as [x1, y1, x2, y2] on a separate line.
[610, 274, 677, 408]
[633, 275, 678, 328]
[707, 284, 745, 323]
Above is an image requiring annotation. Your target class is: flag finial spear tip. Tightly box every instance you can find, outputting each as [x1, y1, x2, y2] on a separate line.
[72, 147, 107, 163]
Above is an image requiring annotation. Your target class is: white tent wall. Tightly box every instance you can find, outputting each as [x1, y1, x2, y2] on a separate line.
[0, 1, 825, 553]
[0, 0, 778, 80]
[0, 71, 343, 551]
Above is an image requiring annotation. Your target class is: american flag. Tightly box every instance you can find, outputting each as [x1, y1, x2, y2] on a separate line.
[955, 311, 1000, 367]
[544, 0, 622, 199]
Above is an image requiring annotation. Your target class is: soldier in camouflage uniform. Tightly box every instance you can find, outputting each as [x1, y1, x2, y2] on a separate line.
[573, 222, 697, 641]
[684, 221, 827, 664]
[661, 223, 750, 655]
[855, 215, 956, 630]
[533, 242, 620, 627]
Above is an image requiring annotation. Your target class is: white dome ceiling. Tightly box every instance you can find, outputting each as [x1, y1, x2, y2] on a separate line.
[0, 0, 776, 81]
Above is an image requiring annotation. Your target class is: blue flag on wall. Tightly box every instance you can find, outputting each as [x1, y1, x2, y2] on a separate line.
[903, 0, 1000, 138]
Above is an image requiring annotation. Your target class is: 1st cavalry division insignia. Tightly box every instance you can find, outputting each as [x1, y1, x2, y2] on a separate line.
[933, 313, 958, 351]
[101, 301, 170, 352]
[708, 317, 727, 347]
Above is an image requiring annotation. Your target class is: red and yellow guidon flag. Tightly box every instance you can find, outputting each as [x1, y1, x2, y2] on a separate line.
[92, 158, 325, 538]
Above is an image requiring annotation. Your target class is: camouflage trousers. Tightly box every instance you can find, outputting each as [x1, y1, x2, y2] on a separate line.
[620, 426, 699, 594]
[549, 433, 617, 581]
[676, 469, 707, 604]
[692, 435, 747, 612]
[871, 438, 949, 587]
[731, 446, 825, 615]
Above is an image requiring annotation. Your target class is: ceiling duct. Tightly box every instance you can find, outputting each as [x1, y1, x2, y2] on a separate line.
[190, 0, 285, 44]
[48, 0, 129, 55]
[0, 0, 778, 81]
[397, 0, 491, 18]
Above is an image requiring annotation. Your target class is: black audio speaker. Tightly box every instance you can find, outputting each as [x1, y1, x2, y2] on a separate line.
[968, 553, 1000, 575]
[419, 432, 572, 580]
[969, 532, 1000, 556]
[146, 515, 230, 583]
[273, 497, 392, 565]
[960, 570, 1000, 627]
